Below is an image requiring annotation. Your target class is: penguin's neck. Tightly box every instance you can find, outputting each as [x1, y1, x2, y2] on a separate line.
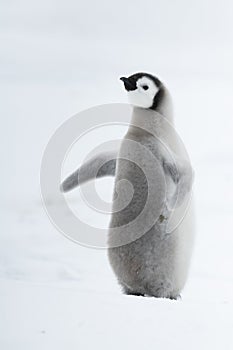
[129, 110, 172, 139]
[154, 86, 174, 123]
[127, 87, 182, 155]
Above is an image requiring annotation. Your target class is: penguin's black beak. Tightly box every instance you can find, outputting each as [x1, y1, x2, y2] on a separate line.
[120, 77, 137, 91]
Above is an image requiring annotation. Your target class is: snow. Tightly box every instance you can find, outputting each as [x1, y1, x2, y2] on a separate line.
[1, 1, 233, 349]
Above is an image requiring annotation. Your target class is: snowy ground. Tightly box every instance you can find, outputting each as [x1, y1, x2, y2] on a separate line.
[1, 1, 233, 349]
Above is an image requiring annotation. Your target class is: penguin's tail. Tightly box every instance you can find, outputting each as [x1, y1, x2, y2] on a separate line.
[60, 151, 117, 193]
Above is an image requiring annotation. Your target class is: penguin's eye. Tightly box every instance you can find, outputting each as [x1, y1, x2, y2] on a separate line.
[142, 85, 149, 90]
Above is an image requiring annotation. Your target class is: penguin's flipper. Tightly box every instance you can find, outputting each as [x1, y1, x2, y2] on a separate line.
[60, 151, 117, 193]
[163, 156, 194, 208]
[162, 159, 180, 184]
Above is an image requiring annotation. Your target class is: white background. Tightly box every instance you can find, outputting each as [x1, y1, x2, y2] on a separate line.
[1, 1, 233, 349]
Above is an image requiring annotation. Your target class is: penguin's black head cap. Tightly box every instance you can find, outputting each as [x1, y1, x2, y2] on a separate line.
[120, 72, 164, 110]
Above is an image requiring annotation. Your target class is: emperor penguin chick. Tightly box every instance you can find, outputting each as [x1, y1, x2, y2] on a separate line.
[108, 73, 195, 299]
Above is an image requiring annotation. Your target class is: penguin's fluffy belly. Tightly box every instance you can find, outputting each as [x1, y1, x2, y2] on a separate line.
[108, 227, 181, 298]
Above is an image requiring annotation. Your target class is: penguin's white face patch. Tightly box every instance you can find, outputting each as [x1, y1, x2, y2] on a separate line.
[127, 77, 159, 109]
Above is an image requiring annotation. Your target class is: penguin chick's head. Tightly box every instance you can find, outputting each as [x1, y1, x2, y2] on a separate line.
[120, 73, 163, 110]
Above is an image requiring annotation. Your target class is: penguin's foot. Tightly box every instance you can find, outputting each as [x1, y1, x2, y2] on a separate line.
[168, 294, 181, 300]
[122, 286, 145, 297]
[121, 284, 181, 299]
